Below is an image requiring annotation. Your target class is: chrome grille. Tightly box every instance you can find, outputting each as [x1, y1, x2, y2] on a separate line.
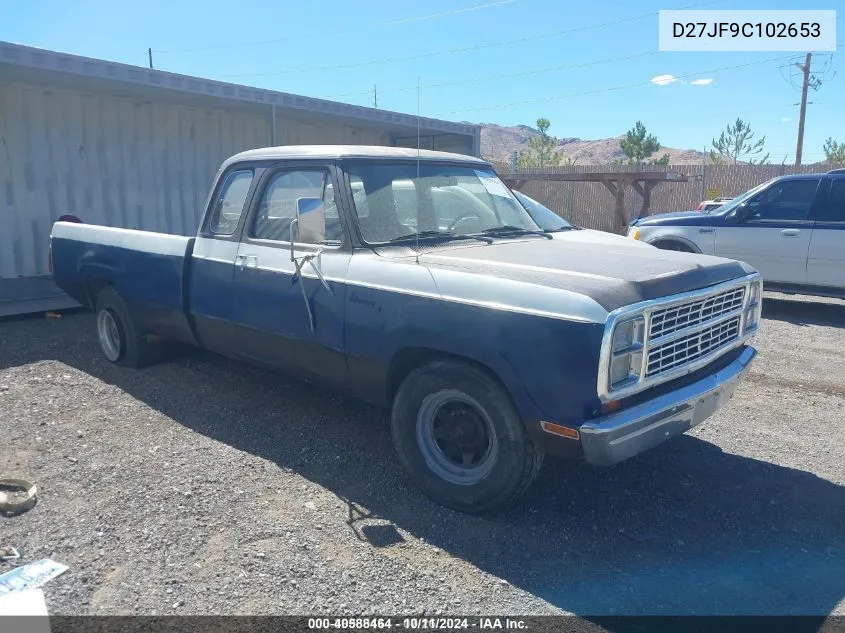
[649, 287, 745, 341]
[647, 316, 741, 377]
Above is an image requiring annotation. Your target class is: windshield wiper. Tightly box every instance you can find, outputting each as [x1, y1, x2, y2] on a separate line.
[479, 225, 554, 240]
[388, 230, 493, 244]
[543, 225, 576, 233]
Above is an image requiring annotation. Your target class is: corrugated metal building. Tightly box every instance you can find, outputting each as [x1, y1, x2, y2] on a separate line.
[0, 41, 480, 315]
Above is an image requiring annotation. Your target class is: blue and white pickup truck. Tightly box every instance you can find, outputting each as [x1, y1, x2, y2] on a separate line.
[51, 146, 762, 513]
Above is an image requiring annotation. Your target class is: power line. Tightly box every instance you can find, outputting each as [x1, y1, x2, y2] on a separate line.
[220, 0, 728, 78]
[437, 53, 817, 115]
[321, 26, 837, 103]
[384, 0, 515, 26]
[153, 0, 517, 54]
[324, 50, 659, 100]
[152, 1, 516, 54]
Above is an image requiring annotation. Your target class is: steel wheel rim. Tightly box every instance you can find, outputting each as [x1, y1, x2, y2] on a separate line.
[97, 309, 122, 361]
[416, 389, 498, 486]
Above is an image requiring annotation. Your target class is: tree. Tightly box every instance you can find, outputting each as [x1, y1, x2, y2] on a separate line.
[517, 118, 562, 168]
[711, 118, 769, 164]
[620, 121, 661, 164]
[650, 153, 671, 166]
[823, 137, 845, 164]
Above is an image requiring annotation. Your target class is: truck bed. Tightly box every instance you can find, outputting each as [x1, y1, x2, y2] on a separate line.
[50, 222, 197, 345]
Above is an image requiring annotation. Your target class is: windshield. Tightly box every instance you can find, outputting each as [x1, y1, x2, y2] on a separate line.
[705, 179, 775, 214]
[346, 162, 541, 244]
[513, 191, 573, 230]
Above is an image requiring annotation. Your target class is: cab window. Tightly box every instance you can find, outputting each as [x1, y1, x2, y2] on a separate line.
[250, 169, 343, 244]
[208, 170, 253, 235]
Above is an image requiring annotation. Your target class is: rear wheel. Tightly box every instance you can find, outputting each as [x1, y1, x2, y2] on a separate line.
[391, 359, 543, 513]
[95, 287, 151, 368]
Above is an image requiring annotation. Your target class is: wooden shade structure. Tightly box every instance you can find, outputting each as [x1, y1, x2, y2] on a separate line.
[500, 171, 692, 234]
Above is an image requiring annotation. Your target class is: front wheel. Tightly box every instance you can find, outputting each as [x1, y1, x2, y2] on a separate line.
[391, 359, 543, 513]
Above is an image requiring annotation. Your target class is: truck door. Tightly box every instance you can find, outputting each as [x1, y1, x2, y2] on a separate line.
[231, 165, 350, 384]
[189, 167, 256, 357]
[714, 177, 818, 285]
[807, 176, 845, 289]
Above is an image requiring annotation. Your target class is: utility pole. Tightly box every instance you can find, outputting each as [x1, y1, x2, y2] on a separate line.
[794, 53, 811, 166]
[372, 85, 378, 109]
[148, 48, 154, 70]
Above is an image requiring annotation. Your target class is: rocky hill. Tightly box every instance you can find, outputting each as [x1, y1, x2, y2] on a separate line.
[479, 122, 709, 165]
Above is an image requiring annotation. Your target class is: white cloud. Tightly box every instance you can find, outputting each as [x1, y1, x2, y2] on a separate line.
[650, 74, 678, 86]
[690, 78, 713, 86]
[781, 117, 791, 123]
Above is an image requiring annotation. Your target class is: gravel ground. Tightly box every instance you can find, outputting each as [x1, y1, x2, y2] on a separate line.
[1, 292, 844, 616]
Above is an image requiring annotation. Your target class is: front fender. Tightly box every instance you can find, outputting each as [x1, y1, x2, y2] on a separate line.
[645, 230, 710, 254]
[362, 295, 605, 426]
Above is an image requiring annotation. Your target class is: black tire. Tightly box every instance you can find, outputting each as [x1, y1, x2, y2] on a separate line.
[653, 240, 695, 253]
[95, 286, 151, 368]
[391, 359, 543, 514]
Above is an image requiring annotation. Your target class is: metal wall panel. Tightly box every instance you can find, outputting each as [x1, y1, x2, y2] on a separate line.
[2, 83, 268, 278]
[0, 80, 464, 280]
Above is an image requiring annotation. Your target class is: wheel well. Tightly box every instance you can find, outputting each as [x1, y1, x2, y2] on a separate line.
[85, 278, 111, 309]
[386, 347, 515, 408]
[650, 238, 697, 253]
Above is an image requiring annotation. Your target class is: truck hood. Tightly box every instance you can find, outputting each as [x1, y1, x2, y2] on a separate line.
[549, 227, 653, 248]
[414, 237, 754, 312]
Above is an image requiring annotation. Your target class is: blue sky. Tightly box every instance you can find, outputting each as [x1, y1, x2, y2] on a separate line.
[3, 0, 842, 162]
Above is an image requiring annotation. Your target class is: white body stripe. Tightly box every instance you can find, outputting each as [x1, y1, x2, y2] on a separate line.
[237, 242, 352, 280]
[57, 223, 611, 324]
[193, 235, 240, 263]
[52, 222, 190, 257]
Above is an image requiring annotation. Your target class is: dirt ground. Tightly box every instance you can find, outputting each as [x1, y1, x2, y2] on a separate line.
[1, 293, 843, 616]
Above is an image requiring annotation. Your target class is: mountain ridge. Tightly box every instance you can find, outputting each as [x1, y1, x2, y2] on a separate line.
[478, 122, 710, 165]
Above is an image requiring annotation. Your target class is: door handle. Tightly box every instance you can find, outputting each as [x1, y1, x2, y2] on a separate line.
[781, 229, 800, 238]
[698, 228, 715, 234]
[235, 254, 258, 269]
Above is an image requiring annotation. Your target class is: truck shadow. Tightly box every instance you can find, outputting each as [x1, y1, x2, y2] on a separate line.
[762, 295, 845, 328]
[2, 313, 844, 617]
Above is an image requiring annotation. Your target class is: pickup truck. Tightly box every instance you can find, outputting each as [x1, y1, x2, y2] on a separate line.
[629, 169, 845, 299]
[51, 145, 763, 513]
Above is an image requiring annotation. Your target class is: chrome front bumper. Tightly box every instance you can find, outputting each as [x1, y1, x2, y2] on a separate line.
[579, 346, 756, 466]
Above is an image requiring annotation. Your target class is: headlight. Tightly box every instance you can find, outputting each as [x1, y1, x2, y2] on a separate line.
[609, 316, 645, 389]
[748, 280, 761, 305]
[744, 280, 763, 332]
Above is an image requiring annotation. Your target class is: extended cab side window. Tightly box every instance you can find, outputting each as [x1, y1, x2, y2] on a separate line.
[746, 179, 819, 222]
[208, 170, 254, 235]
[250, 170, 339, 244]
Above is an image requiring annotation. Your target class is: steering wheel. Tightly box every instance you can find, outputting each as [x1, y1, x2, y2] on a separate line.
[446, 212, 482, 232]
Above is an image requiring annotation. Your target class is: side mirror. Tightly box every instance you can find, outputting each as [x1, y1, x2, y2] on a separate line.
[295, 197, 326, 244]
[726, 202, 748, 222]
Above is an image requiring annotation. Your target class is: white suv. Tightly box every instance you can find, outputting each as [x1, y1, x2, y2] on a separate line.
[628, 170, 845, 298]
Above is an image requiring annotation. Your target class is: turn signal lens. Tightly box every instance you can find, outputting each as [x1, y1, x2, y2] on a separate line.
[630, 228, 641, 240]
[540, 421, 579, 439]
